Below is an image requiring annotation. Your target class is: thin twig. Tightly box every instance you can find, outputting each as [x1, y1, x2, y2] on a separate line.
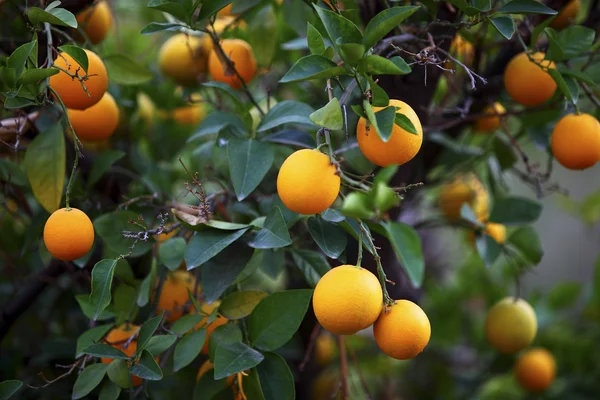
[298, 323, 321, 372]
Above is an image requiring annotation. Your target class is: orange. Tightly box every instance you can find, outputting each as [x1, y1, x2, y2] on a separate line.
[468, 222, 507, 245]
[444, 34, 474, 69]
[74, 0, 113, 44]
[101, 324, 143, 387]
[67, 92, 119, 142]
[276, 149, 340, 215]
[193, 301, 228, 354]
[136, 92, 156, 126]
[474, 102, 505, 133]
[196, 360, 235, 386]
[373, 300, 431, 360]
[208, 39, 257, 89]
[154, 224, 178, 243]
[438, 174, 489, 221]
[170, 94, 206, 125]
[551, 113, 600, 170]
[155, 271, 198, 322]
[43, 208, 94, 261]
[504, 52, 556, 107]
[158, 33, 213, 86]
[313, 265, 383, 335]
[217, 4, 234, 16]
[549, 0, 580, 29]
[515, 348, 556, 392]
[209, 16, 247, 35]
[315, 333, 336, 366]
[356, 99, 423, 167]
[50, 49, 108, 110]
[485, 297, 537, 354]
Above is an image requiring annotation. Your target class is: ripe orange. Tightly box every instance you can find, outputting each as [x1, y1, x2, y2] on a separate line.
[155, 271, 198, 322]
[158, 33, 213, 86]
[276, 149, 340, 215]
[208, 39, 257, 89]
[373, 300, 431, 360]
[50, 49, 108, 110]
[468, 222, 507, 245]
[474, 102, 506, 133]
[515, 348, 556, 392]
[101, 324, 143, 387]
[170, 94, 206, 126]
[485, 297, 537, 354]
[154, 224, 178, 244]
[356, 99, 423, 167]
[74, 0, 113, 44]
[549, 0, 580, 29]
[196, 360, 236, 385]
[438, 174, 490, 221]
[194, 300, 228, 354]
[504, 52, 556, 107]
[444, 34, 474, 69]
[43, 207, 94, 261]
[315, 333, 336, 366]
[217, 4, 234, 16]
[551, 113, 600, 170]
[313, 265, 383, 335]
[209, 16, 247, 35]
[67, 92, 119, 142]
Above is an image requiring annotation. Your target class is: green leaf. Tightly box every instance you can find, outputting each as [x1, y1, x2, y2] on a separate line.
[307, 217, 347, 259]
[508, 226, 543, 264]
[76, 324, 114, 358]
[83, 343, 129, 359]
[171, 314, 204, 335]
[373, 106, 397, 142]
[137, 260, 156, 307]
[145, 335, 177, 356]
[202, 241, 254, 302]
[0, 381, 23, 400]
[489, 196, 543, 225]
[7, 41, 37, 77]
[338, 43, 366, 66]
[547, 282, 581, 310]
[173, 328, 207, 372]
[490, 16, 515, 39]
[57, 45, 89, 74]
[203, 81, 246, 111]
[563, 75, 579, 104]
[147, 0, 188, 21]
[214, 342, 264, 380]
[17, 68, 58, 85]
[313, 4, 362, 49]
[28, 6, 77, 27]
[373, 165, 398, 185]
[89, 259, 118, 321]
[103, 54, 153, 85]
[339, 218, 375, 254]
[129, 350, 163, 380]
[307, 22, 325, 54]
[220, 291, 268, 320]
[136, 313, 164, 356]
[98, 380, 121, 400]
[497, 0, 558, 15]
[206, 220, 250, 230]
[263, 130, 316, 148]
[3, 96, 37, 109]
[257, 100, 316, 131]
[23, 123, 65, 214]
[291, 249, 331, 287]
[208, 324, 243, 362]
[360, 55, 411, 75]
[256, 352, 294, 400]
[395, 113, 418, 135]
[141, 22, 184, 34]
[247, 5, 278, 66]
[87, 150, 125, 188]
[366, 77, 390, 107]
[249, 207, 292, 249]
[113, 284, 137, 325]
[362, 6, 419, 50]
[383, 222, 424, 287]
[475, 232, 502, 267]
[228, 139, 274, 201]
[76, 295, 115, 321]
[248, 289, 313, 351]
[72, 363, 108, 399]
[546, 26, 595, 62]
[158, 237, 186, 271]
[93, 212, 152, 257]
[198, 0, 232, 19]
[185, 227, 248, 268]
[106, 359, 131, 388]
[193, 373, 230, 400]
[279, 55, 347, 83]
[0, 66, 17, 91]
[309, 97, 343, 130]
[321, 208, 345, 223]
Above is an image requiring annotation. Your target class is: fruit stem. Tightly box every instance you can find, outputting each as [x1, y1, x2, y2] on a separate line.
[358, 220, 393, 305]
[49, 86, 82, 210]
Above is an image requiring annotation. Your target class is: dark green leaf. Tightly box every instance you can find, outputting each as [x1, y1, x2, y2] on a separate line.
[7, 41, 37, 77]
[279, 55, 347, 83]
[490, 196, 543, 225]
[228, 139, 274, 201]
[203, 81, 246, 112]
[141, 22, 183, 34]
[248, 289, 313, 351]
[113, 284, 137, 325]
[362, 6, 419, 50]
[395, 113, 418, 135]
[201, 241, 253, 302]
[0, 381, 23, 400]
[18, 67, 59, 84]
[256, 352, 295, 400]
[313, 4, 362, 48]
[309, 97, 343, 130]
[374, 106, 398, 142]
[173, 328, 207, 372]
[136, 313, 164, 356]
[58, 45, 89, 73]
[307, 217, 347, 259]
[3, 96, 37, 109]
[98, 380, 121, 400]
[257, 100, 316, 131]
[220, 291, 268, 320]
[76, 324, 114, 358]
[291, 249, 331, 287]
[87, 150, 125, 187]
[475, 232, 502, 267]
[184, 227, 248, 268]
[508, 226, 543, 264]
[208, 324, 243, 362]
[307, 22, 325, 54]
[93, 212, 152, 257]
[171, 314, 204, 335]
[103, 54, 153, 85]
[497, 0, 558, 15]
[367, 77, 390, 107]
[337, 43, 366, 66]
[28, 6, 77, 27]
[158, 237, 186, 271]
[137, 260, 156, 307]
[75, 295, 115, 321]
[359, 55, 411, 75]
[247, 5, 277, 66]
[83, 344, 129, 359]
[106, 359, 131, 388]
[129, 350, 163, 380]
[23, 123, 65, 214]
[262, 130, 316, 148]
[198, 0, 232, 19]
[249, 207, 292, 249]
[145, 335, 177, 356]
[490, 16, 515, 39]
[321, 208, 345, 223]
[72, 363, 108, 399]
[147, 0, 188, 21]
[193, 373, 230, 400]
[89, 259, 118, 321]
[214, 342, 264, 380]
[383, 222, 424, 287]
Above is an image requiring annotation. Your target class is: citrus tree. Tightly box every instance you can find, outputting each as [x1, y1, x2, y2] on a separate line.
[1, 0, 599, 399]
